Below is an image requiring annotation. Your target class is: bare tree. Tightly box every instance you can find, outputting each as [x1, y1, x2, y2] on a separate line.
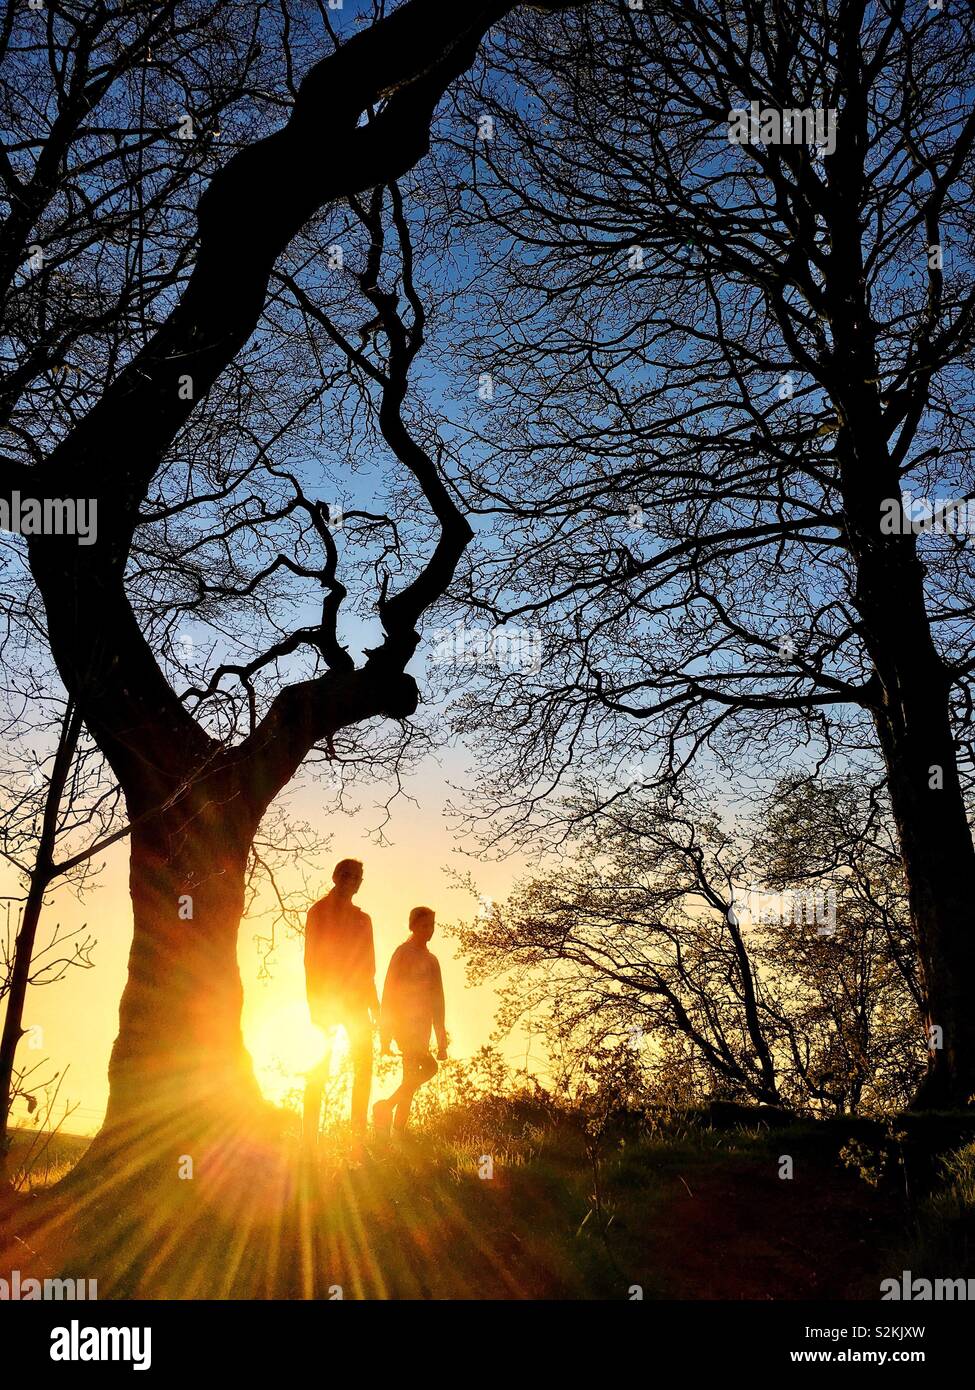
[0, 0, 588, 1177]
[455, 776, 922, 1114]
[436, 0, 975, 1106]
[0, 684, 117, 1175]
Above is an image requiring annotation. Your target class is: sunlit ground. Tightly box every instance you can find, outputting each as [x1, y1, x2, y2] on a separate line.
[5, 1105, 947, 1300]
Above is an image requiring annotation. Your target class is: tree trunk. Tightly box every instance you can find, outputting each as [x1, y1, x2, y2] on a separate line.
[0, 876, 48, 1177]
[873, 662, 975, 1110]
[0, 701, 82, 1178]
[826, 155, 975, 1108]
[855, 531, 975, 1109]
[76, 790, 269, 1180]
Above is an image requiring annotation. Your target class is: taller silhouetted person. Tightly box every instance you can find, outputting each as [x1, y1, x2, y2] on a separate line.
[373, 907, 447, 1136]
[303, 859, 378, 1143]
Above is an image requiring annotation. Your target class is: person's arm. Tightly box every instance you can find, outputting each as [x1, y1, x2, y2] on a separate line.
[379, 947, 402, 1053]
[362, 913, 380, 1017]
[432, 956, 447, 1057]
[304, 906, 320, 991]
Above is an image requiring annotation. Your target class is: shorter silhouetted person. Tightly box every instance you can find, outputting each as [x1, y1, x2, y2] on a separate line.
[373, 907, 447, 1135]
[303, 859, 379, 1142]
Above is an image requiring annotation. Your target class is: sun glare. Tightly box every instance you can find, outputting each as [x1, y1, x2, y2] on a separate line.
[248, 1001, 343, 1104]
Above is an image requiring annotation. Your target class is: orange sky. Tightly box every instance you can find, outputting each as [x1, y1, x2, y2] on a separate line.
[3, 760, 535, 1137]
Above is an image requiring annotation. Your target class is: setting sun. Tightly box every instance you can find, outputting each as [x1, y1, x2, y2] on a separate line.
[249, 1001, 335, 1106]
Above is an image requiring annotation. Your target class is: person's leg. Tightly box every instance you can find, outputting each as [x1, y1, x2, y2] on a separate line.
[372, 1093, 394, 1136]
[345, 1011, 373, 1135]
[391, 1050, 437, 1132]
[303, 1053, 330, 1146]
[382, 1056, 413, 1113]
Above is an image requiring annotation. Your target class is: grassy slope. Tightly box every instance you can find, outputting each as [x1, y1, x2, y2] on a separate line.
[5, 1126, 92, 1190]
[2, 1107, 973, 1299]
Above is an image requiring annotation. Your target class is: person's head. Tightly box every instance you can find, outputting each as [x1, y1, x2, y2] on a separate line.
[408, 906, 435, 943]
[332, 858, 363, 897]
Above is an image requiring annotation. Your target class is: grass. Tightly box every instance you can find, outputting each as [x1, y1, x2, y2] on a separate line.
[5, 1125, 92, 1191]
[896, 1141, 975, 1278]
[3, 1101, 974, 1299]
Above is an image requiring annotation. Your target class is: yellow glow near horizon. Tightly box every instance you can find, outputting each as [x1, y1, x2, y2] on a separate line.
[1, 768, 531, 1136]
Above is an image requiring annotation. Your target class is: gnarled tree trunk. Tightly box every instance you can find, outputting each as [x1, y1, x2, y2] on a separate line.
[72, 780, 270, 1182]
[862, 553, 975, 1109]
[842, 408, 975, 1109]
[105, 815, 258, 1142]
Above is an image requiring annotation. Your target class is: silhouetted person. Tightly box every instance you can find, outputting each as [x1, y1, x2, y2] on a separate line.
[373, 907, 447, 1135]
[303, 858, 378, 1142]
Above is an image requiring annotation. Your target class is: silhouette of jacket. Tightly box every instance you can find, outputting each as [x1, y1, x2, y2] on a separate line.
[380, 939, 446, 1053]
[305, 890, 377, 1023]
